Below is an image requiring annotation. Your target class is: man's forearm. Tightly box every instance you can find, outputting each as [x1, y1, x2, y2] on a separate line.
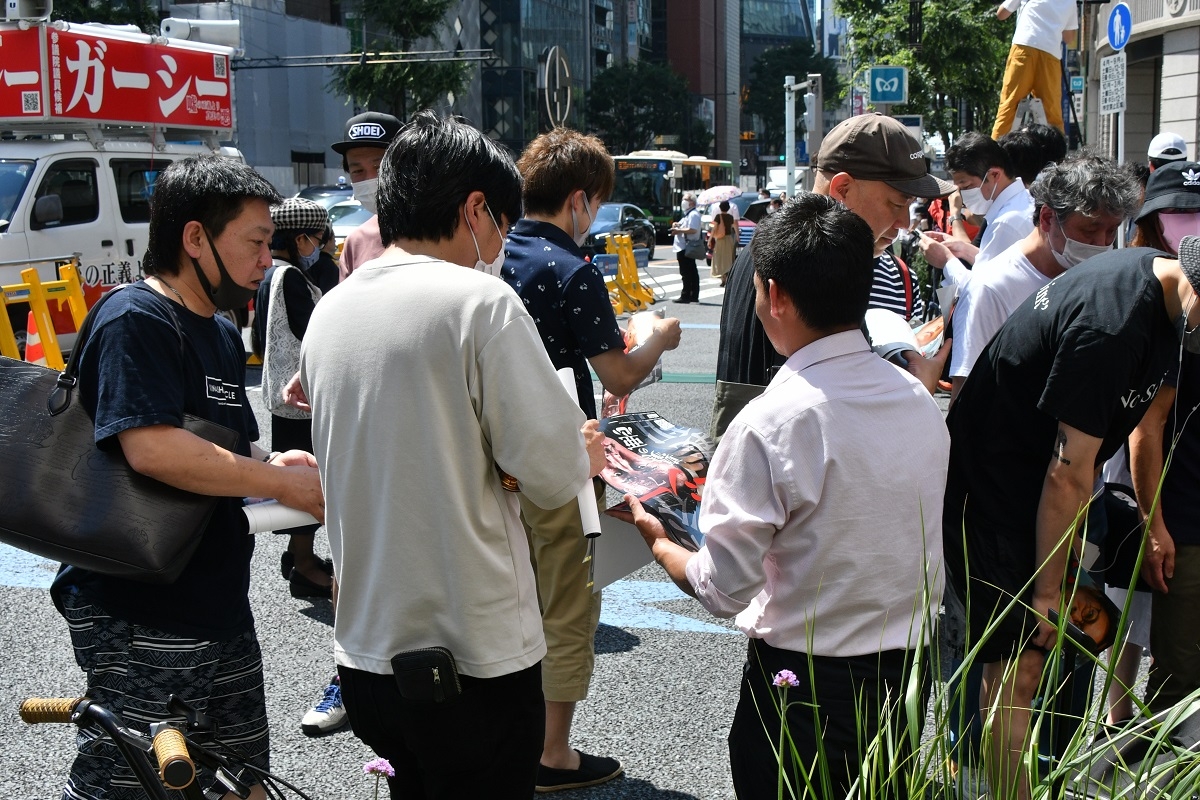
[652, 539, 698, 599]
[1033, 466, 1094, 597]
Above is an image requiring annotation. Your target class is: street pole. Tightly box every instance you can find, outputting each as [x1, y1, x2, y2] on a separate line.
[785, 75, 796, 199]
[805, 72, 823, 192]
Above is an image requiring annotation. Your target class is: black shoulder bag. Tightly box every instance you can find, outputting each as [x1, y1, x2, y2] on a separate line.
[0, 286, 239, 583]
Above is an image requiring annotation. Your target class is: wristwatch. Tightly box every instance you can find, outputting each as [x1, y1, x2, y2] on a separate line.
[948, 213, 964, 226]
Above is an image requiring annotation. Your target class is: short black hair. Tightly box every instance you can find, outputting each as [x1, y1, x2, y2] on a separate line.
[145, 156, 280, 276]
[751, 192, 874, 331]
[947, 132, 1013, 180]
[376, 111, 522, 245]
[999, 124, 1067, 185]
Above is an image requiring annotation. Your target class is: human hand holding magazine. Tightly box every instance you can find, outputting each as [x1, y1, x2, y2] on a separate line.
[599, 411, 713, 552]
[600, 310, 665, 418]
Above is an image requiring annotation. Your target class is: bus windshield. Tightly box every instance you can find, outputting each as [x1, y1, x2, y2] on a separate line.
[611, 158, 672, 219]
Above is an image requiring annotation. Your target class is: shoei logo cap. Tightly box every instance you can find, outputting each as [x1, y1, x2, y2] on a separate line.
[812, 113, 955, 200]
[332, 111, 402, 155]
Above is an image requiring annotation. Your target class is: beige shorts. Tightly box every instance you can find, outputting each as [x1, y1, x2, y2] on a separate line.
[518, 480, 605, 703]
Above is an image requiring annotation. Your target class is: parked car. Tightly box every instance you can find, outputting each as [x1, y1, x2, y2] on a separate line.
[296, 183, 353, 211]
[582, 202, 656, 259]
[328, 200, 374, 253]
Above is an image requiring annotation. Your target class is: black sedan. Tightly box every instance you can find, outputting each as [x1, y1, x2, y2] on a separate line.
[582, 202, 656, 259]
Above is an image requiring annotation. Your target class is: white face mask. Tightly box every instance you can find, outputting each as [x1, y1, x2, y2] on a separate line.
[571, 193, 593, 247]
[1051, 217, 1113, 270]
[353, 177, 378, 215]
[959, 172, 998, 217]
[469, 205, 505, 277]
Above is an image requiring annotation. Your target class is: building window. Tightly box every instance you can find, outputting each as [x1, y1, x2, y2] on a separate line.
[291, 151, 326, 189]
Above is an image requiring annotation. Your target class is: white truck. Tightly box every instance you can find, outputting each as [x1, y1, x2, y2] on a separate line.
[0, 17, 239, 343]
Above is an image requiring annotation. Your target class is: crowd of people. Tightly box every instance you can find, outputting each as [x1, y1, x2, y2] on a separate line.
[49, 84, 1200, 800]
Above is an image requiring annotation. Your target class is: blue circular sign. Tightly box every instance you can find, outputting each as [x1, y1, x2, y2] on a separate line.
[1107, 3, 1132, 51]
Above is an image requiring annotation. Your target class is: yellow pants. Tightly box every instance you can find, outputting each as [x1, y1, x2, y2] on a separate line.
[992, 43, 1064, 138]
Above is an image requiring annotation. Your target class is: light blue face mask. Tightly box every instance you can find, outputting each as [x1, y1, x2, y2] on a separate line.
[297, 235, 322, 270]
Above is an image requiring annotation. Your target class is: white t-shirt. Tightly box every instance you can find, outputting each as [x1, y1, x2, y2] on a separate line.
[301, 256, 590, 678]
[1004, 0, 1078, 55]
[949, 245, 1051, 378]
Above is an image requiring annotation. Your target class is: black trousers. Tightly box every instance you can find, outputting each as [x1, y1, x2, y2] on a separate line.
[728, 638, 927, 800]
[676, 253, 700, 300]
[338, 662, 544, 800]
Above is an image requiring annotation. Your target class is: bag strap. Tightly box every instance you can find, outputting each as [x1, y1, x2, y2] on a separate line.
[49, 282, 186, 416]
[895, 255, 914, 319]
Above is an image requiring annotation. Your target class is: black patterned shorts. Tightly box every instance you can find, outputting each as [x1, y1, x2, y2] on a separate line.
[60, 589, 269, 800]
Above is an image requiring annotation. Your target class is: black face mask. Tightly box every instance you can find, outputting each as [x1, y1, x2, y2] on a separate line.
[191, 228, 258, 311]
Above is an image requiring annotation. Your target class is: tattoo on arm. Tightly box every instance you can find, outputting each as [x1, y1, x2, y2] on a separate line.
[1054, 428, 1072, 465]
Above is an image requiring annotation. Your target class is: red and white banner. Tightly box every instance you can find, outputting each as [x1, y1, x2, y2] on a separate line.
[0, 24, 233, 132]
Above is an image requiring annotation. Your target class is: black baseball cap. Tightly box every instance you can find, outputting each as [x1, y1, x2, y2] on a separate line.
[1135, 161, 1200, 222]
[813, 113, 955, 199]
[331, 111, 402, 155]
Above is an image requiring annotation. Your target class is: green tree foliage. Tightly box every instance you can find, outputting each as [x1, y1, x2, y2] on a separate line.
[331, 0, 469, 119]
[52, 0, 160, 32]
[585, 60, 692, 155]
[836, 0, 1010, 144]
[744, 40, 842, 154]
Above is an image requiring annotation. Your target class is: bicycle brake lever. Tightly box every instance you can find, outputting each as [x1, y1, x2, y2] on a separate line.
[166, 694, 218, 734]
[212, 766, 251, 799]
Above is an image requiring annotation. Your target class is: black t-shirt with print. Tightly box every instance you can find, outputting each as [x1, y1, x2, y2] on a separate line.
[946, 248, 1177, 541]
[1162, 350, 1200, 546]
[51, 281, 260, 640]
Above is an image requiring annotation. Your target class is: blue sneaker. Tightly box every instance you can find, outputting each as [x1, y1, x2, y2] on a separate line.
[300, 677, 348, 736]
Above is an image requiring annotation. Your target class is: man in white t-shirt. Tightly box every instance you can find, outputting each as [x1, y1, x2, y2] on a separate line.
[992, 0, 1078, 137]
[948, 153, 1141, 404]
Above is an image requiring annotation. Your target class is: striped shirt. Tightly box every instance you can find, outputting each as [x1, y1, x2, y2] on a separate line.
[868, 252, 923, 321]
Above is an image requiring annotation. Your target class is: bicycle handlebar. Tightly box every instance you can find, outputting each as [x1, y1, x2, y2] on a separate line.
[152, 726, 196, 790]
[19, 697, 82, 724]
[19, 697, 172, 800]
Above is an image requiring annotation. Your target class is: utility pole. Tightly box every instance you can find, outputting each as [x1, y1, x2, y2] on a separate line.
[805, 72, 823, 189]
[785, 75, 796, 198]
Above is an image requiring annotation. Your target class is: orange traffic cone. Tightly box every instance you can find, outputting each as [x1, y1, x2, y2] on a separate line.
[24, 312, 46, 366]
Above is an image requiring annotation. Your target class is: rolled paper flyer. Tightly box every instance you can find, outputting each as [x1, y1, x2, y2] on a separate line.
[557, 368, 603, 538]
[243, 500, 318, 534]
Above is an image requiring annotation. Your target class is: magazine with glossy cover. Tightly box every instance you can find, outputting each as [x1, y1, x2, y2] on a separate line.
[599, 411, 713, 552]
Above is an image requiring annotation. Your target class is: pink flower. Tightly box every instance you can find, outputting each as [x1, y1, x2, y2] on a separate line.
[363, 758, 395, 778]
[772, 669, 800, 688]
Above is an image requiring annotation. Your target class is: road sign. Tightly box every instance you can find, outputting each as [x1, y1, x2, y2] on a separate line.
[868, 65, 908, 105]
[1070, 75, 1084, 93]
[1107, 3, 1131, 51]
[1099, 51, 1126, 115]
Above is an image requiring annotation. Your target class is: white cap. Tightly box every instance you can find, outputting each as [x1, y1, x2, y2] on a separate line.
[1149, 132, 1188, 161]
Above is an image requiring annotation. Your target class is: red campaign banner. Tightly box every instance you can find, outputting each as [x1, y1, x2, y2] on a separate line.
[0, 27, 46, 119]
[45, 27, 232, 131]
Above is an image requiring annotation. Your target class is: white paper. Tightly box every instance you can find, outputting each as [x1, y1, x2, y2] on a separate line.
[243, 500, 318, 534]
[557, 367, 603, 537]
[592, 513, 655, 592]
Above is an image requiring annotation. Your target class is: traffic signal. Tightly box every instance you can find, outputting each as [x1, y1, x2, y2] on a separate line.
[803, 92, 817, 132]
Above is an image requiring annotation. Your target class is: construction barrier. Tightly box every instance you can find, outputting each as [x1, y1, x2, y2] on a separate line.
[600, 233, 656, 315]
[0, 257, 87, 370]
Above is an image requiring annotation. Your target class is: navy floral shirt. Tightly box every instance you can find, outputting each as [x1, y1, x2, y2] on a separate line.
[501, 219, 625, 419]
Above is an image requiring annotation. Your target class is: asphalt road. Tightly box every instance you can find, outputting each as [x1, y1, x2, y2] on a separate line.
[0, 256, 1144, 799]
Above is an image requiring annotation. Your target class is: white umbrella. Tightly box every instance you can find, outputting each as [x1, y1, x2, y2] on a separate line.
[696, 185, 742, 206]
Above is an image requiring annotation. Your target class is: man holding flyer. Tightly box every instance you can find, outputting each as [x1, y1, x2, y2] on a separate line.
[618, 193, 948, 799]
[502, 127, 681, 792]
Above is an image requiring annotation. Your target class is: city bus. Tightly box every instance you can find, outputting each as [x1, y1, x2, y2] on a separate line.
[610, 150, 734, 239]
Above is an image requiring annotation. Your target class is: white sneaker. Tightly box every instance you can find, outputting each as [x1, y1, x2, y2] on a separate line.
[300, 678, 348, 736]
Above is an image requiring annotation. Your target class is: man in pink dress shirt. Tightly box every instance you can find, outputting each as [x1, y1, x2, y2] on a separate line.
[619, 193, 950, 799]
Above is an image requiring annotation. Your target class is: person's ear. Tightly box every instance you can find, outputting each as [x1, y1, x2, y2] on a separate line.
[766, 278, 795, 321]
[828, 173, 854, 204]
[1037, 205, 1057, 233]
[181, 220, 206, 259]
[462, 190, 488, 234]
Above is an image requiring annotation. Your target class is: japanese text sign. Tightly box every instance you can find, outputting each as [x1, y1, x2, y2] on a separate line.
[0, 24, 233, 132]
